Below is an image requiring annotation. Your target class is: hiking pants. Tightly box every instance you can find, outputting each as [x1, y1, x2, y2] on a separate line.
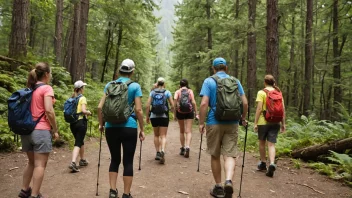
[70, 119, 87, 148]
[105, 127, 137, 176]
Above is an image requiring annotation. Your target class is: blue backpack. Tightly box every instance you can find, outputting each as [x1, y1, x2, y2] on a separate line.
[151, 89, 168, 114]
[63, 94, 82, 123]
[8, 84, 45, 135]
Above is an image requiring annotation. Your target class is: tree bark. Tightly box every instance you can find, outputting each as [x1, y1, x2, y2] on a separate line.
[91, 61, 98, 80]
[70, 1, 81, 81]
[206, 0, 213, 76]
[113, 26, 123, 81]
[292, 137, 352, 161]
[64, 12, 74, 72]
[8, 0, 29, 70]
[303, 0, 313, 116]
[332, 0, 342, 120]
[266, 0, 279, 80]
[247, 0, 257, 108]
[28, 16, 36, 49]
[287, 16, 295, 107]
[100, 21, 114, 83]
[54, 0, 64, 65]
[233, 0, 240, 77]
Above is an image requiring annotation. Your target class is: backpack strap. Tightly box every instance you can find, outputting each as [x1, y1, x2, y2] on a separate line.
[33, 83, 46, 90]
[210, 75, 220, 84]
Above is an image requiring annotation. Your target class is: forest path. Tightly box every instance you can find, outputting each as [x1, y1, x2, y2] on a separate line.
[0, 121, 351, 198]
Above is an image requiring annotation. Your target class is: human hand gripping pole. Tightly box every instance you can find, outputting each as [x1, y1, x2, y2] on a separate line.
[238, 89, 250, 198]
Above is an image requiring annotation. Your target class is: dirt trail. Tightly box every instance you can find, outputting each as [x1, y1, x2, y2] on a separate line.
[0, 121, 351, 198]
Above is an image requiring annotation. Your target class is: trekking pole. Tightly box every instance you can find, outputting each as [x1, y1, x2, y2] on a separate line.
[197, 133, 203, 172]
[96, 130, 103, 196]
[238, 90, 250, 198]
[138, 140, 142, 170]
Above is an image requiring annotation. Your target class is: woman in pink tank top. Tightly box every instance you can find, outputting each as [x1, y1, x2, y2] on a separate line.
[18, 62, 59, 198]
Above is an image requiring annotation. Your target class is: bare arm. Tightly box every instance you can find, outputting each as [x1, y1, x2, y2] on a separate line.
[44, 96, 58, 138]
[81, 103, 92, 115]
[135, 97, 145, 141]
[199, 96, 209, 133]
[168, 97, 175, 113]
[145, 97, 152, 123]
[97, 95, 106, 132]
[191, 96, 198, 117]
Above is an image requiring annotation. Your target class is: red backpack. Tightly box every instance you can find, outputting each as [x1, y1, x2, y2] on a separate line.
[263, 89, 284, 123]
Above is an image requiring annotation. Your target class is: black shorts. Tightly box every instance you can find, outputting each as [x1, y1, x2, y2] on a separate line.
[150, 118, 169, 127]
[176, 111, 194, 120]
[258, 124, 280, 143]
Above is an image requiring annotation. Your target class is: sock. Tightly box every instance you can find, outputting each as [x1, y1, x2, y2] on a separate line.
[216, 183, 222, 187]
[225, 180, 232, 183]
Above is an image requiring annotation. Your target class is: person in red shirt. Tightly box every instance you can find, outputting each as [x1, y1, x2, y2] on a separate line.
[18, 62, 59, 198]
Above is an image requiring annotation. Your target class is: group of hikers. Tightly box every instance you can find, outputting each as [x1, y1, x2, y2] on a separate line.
[11, 57, 286, 198]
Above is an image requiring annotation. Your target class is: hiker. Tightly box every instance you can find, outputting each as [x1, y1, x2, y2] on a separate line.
[68, 80, 92, 172]
[18, 62, 59, 198]
[97, 59, 145, 198]
[174, 79, 198, 158]
[199, 57, 248, 198]
[254, 74, 286, 177]
[145, 77, 174, 164]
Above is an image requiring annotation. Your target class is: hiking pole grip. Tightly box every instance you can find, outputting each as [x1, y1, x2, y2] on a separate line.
[197, 133, 203, 172]
[138, 140, 142, 170]
[96, 130, 103, 196]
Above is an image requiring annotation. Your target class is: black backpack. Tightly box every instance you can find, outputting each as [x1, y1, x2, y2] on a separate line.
[178, 89, 193, 113]
[151, 89, 168, 114]
[63, 94, 83, 123]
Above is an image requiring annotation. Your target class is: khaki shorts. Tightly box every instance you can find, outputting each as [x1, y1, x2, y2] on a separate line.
[206, 124, 238, 158]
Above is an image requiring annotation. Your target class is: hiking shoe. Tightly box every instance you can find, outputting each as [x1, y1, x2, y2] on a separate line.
[210, 185, 225, 198]
[179, 147, 185, 155]
[122, 193, 133, 198]
[266, 163, 277, 177]
[159, 151, 165, 164]
[184, 148, 190, 158]
[224, 180, 233, 198]
[109, 189, 118, 198]
[79, 159, 88, 166]
[257, 161, 267, 171]
[29, 194, 44, 198]
[18, 187, 31, 198]
[155, 152, 161, 160]
[69, 162, 80, 172]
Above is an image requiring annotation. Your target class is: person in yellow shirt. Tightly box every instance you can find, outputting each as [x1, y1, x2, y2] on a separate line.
[69, 80, 92, 172]
[254, 75, 286, 177]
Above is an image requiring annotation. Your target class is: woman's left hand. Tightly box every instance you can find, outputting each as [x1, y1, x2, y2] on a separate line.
[139, 131, 145, 141]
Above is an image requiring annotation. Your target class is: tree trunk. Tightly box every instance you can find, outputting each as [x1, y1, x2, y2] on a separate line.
[54, 0, 64, 65]
[303, 0, 313, 116]
[247, 0, 257, 108]
[292, 137, 352, 161]
[100, 21, 114, 83]
[241, 39, 245, 83]
[113, 26, 123, 81]
[64, 13, 74, 72]
[91, 61, 98, 80]
[266, 0, 279, 80]
[74, 0, 89, 82]
[206, 0, 212, 76]
[8, 0, 29, 70]
[28, 16, 36, 49]
[332, 0, 342, 120]
[287, 16, 295, 107]
[233, 0, 240, 77]
[70, 1, 81, 81]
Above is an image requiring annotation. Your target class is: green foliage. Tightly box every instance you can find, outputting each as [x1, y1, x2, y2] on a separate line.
[292, 159, 301, 169]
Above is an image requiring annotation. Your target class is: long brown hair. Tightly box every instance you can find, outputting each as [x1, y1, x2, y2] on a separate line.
[26, 62, 51, 89]
[264, 74, 281, 92]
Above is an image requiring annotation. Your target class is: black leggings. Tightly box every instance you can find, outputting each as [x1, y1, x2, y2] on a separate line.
[70, 119, 87, 148]
[105, 127, 137, 176]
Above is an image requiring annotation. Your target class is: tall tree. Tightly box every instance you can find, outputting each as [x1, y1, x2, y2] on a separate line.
[233, 0, 240, 77]
[76, 0, 89, 81]
[266, 0, 279, 79]
[247, 0, 257, 107]
[8, 0, 29, 70]
[70, 1, 80, 80]
[54, 0, 64, 65]
[206, 0, 212, 76]
[113, 25, 123, 80]
[303, 0, 313, 116]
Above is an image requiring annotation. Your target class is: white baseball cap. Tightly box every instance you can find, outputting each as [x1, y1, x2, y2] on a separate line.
[157, 77, 165, 83]
[119, 59, 135, 73]
[74, 80, 87, 89]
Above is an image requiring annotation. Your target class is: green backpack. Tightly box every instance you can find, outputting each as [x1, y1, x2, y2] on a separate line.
[102, 80, 134, 124]
[211, 75, 242, 121]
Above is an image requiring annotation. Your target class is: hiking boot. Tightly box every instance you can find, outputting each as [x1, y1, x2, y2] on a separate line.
[109, 189, 118, 198]
[79, 159, 88, 166]
[18, 187, 31, 198]
[266, 163, 277, 177]
[224, 180, 233, 198]
[122, 193, 133, 198]
[159, 151, 165, 164]
[210, 185, 225, 198]
[155, 152, 161, 160]
[69, 162, 80, 172]
[29, 194, 44, 198]
[179, 147, 185, 155]
[184, 148, 190, 158]
[257, 161, 267, 171]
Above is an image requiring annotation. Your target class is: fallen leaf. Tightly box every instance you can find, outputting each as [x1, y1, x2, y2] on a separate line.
[9, 167, 19, 171]
[270, 189, 275, 193]
[139, 185, 146, 188]
[178, 191, 189, 195]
